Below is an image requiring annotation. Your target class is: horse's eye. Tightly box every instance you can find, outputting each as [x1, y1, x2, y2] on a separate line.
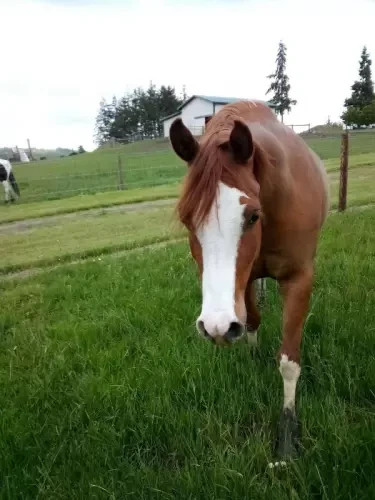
[244, 211, 260, 229]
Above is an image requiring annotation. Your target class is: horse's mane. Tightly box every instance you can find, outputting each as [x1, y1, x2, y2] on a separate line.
[177, 101, 273, 228]
[177, 128, 229, 229]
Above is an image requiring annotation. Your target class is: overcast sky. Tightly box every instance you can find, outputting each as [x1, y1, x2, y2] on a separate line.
[1, 0, 375, 151]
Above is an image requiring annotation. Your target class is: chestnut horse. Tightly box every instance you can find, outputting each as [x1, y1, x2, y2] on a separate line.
[170, 101, 329, 459]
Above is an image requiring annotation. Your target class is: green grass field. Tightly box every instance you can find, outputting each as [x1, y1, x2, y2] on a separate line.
[303, 129, 375, 159]
[7, 130, 375, 204]
[12, 149, 184, 203]
[0, 160, 373, 275]
[0, 184, 181, 224]
[1, 208, 374, 498]
[0, 206, 184, 274]
[0, 150, 372, 225]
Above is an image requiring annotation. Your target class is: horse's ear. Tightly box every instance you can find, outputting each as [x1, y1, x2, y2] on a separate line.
[229, 120, 253, 164]
[170, 118, 199, 163]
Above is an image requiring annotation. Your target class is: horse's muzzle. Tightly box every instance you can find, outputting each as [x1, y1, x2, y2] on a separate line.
[197, 319, 245, 345]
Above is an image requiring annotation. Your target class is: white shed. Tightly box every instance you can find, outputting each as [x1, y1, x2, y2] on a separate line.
[162, 95, 275, 137]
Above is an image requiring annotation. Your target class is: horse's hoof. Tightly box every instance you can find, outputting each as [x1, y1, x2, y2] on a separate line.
[275, 408, 301, 459]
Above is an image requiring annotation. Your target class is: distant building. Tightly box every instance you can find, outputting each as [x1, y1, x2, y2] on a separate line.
[161, 95, 276, 137]
[11, 147, 30, 163]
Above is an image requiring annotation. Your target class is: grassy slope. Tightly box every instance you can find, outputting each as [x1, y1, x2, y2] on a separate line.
[0, 161, 374, 273]
[13, 137, 173, 179]
[304, 129, 375, 159]
[8, 130, 375, 203]
[0, 207, 184, 274]
[11, 138, 181, 203]
[324, 152, 375, 172]
[329, 164, 375, 209]
[0, 208, 374, 498]
[13, 149, 184, 203]
[0, 184, 181, 224]
[1, 151, 373, 225]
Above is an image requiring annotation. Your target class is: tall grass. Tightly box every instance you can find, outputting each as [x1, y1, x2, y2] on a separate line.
[0, 209, 374, 498]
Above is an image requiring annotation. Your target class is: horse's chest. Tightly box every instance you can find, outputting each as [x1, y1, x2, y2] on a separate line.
[255, 227, 316, 279]
[251, 252, 290, 280]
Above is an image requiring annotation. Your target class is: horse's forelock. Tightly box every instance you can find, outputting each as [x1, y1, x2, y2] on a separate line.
[177, 134, 225, 229]
[177, 106, 266, 229]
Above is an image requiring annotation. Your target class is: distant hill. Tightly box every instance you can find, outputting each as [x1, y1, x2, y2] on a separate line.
[0, 147, 73, 161]
[96, 137, 171, 154]
[301, 123, 343, 137]
[33, 148, 74, 159]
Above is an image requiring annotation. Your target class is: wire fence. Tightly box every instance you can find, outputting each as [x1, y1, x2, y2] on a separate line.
[5, 129, 375, 205]
[11, 150, 186, 203]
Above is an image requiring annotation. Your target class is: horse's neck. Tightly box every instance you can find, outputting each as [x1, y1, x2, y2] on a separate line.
[255, 134, 292, 211]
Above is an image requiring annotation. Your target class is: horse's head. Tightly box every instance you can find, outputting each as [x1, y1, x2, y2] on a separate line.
[171, 118, 262, 345]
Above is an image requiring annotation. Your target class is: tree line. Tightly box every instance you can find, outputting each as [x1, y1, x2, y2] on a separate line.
[94, 43, 375, 145]
[94, 85, 185, 145]
[342, 46, 375, 127]
[265, 43, 375, 128]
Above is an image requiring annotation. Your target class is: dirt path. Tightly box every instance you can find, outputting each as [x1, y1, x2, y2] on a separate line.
[2, 203, 374, 283]
[0, 198, 177, 235]
[2, 238, 185, 282]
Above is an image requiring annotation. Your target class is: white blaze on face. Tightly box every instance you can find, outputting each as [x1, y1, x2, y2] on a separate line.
[196, 182, 247, 338]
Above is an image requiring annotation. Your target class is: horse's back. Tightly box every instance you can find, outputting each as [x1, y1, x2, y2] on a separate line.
[251, 117, 329, 229]
[207, 101, 329, 228]
[238, 106, 330, 274]
[281, 128, 329, 228]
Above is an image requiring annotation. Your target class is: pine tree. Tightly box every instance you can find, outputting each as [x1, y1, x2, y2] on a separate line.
[141, 83, 159, 138]
[158, 85, 183, 135]
[110, 95, 136, 139]
[342, 100, 375, 128]
[94, 98, 116, 145]
[342, 46, 375, 127]
[266, 41, 297, 122]
[344, 47, 374, 109]
[94, 85, 183, 142]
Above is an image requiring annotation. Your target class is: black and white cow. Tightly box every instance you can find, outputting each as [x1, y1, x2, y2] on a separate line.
[0, 159, 20, 203]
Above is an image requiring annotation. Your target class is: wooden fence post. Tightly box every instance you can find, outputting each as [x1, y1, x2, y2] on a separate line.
[117, 155, 125, 190]
[338, 131, 349, 212]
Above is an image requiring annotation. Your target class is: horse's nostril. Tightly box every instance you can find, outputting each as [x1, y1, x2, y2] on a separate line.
[225, 322, 244, 340]
[197, 320, 209, 337]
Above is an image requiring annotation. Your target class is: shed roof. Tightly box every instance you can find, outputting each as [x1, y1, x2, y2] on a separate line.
[161, 95, 276, 122]
[177, 95, 243, 110]
[161, 110, 181, 121]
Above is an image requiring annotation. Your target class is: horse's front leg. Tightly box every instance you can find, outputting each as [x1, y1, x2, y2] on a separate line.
[275, 268, 313, 459]
[244, 280, 261, 346]
[2, 181, 11, 204]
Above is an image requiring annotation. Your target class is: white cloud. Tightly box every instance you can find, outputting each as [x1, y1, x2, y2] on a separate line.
[1, 0, 375, 151]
